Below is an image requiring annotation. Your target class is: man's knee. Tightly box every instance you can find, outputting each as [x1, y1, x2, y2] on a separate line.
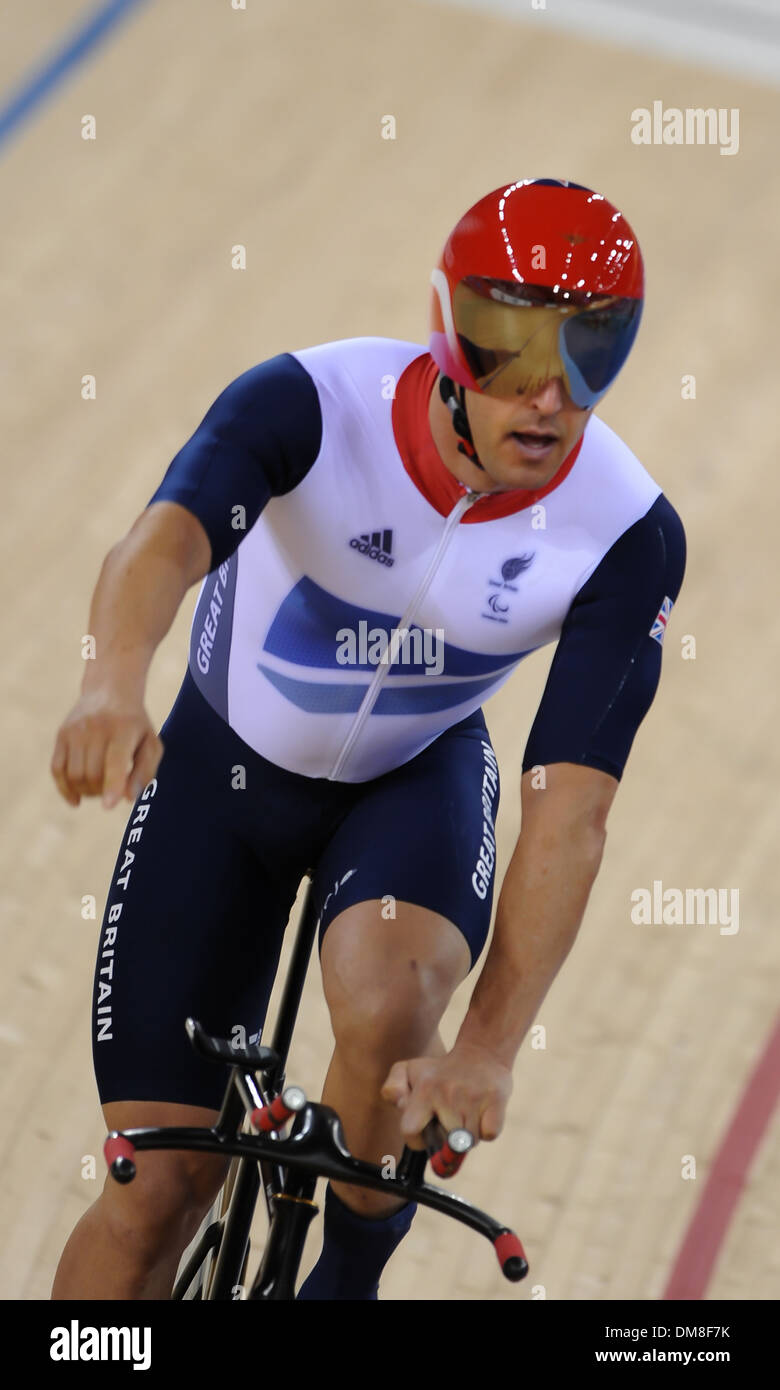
[321, 901, 469, 1067]
[100, 1101, 229, 1258]
[329, 985, 442, 1071]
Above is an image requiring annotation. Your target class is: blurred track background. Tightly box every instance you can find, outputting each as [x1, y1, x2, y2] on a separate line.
[0, 0, 778, 1300]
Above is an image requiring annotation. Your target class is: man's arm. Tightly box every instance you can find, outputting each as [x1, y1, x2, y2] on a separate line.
[383, 493, 686, 1144]
[455, 761, 617, 1068]
[51, 502, 212, 809]
[51, 352, 323, 810]
[383, 763, 617, 1143]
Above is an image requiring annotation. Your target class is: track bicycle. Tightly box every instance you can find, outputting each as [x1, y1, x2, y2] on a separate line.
[103, 875, 528, 1300]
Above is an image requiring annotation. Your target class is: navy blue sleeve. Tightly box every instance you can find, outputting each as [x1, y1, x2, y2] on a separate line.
[146, 353, 322, 568]
[522, 494, 686, 782]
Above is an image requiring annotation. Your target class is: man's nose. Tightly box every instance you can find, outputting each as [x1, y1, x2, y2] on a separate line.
[519, 376, 568, 411]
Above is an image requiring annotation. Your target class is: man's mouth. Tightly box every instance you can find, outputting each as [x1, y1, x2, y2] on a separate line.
[510, 430, 559, 458]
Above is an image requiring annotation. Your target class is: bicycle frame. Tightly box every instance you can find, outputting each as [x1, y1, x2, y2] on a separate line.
[104, 876, 528, 1299]
[174, 874, 322, 1300]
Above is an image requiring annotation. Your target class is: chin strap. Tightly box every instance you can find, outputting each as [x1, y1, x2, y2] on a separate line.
[439, 375, 485, 472]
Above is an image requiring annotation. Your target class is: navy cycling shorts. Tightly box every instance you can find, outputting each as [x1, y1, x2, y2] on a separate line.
[91, 669, 501, 1109]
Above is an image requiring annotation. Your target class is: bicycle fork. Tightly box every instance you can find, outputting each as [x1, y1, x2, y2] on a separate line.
[249, 1169, 319, 1300]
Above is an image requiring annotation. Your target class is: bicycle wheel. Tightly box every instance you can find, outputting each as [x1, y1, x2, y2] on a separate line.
[173, 1130, 259, 1300]
[184, 1152, 287, 1299]
[173, 1176, 232, 1301]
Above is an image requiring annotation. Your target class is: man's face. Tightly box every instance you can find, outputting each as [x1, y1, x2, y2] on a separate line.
[461, 374, 592, 492]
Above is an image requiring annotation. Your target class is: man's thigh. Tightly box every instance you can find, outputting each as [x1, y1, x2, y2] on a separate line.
[91, 676, 309, 1112]
[312, 710, 501, 976]
[320, 899, 471, 1043]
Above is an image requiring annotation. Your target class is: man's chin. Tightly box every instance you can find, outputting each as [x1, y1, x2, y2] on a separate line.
[482, 449, 565, 493]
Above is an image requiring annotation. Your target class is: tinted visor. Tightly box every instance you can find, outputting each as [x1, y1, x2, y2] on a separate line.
[453, 278, 642, 406]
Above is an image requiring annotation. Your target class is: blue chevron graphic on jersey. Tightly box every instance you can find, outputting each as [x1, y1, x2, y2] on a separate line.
[262, 576, 527, 676]
[257, 665, 513, 714]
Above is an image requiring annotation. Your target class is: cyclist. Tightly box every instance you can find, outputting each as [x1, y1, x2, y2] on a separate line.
[50, 179, 685, 1301]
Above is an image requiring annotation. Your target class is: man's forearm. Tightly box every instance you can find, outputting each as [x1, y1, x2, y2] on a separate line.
[455, 817, 606, 1067]
[81, 504, 211, 699]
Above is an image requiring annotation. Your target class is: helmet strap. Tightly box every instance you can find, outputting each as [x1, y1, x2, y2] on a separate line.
[438, 376, 485, 472]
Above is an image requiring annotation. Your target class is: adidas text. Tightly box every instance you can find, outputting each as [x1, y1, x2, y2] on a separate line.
[349, 529, 394, 566]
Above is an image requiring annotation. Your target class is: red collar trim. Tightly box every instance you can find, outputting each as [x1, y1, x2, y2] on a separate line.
[391, 353, 583, 521]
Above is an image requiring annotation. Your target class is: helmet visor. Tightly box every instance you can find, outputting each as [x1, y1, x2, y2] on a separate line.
[452, 278, 642, 407]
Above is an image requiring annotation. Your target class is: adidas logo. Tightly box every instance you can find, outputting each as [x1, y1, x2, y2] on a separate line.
[349, 528, 395, 567]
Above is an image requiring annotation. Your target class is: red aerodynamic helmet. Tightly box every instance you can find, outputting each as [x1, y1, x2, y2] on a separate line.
[429, 179, 644, 408]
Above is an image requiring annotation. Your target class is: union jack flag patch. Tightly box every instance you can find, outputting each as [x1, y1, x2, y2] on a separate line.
[649, 596, 673, 645]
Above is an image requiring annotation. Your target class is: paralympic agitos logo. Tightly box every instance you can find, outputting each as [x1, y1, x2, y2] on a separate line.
[482, 554, 535, 623]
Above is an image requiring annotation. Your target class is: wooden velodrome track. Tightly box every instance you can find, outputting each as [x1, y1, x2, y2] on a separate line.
[1, 0, 778, 1302]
